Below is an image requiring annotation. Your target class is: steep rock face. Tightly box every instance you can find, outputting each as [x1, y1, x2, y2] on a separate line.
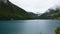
[0, 0, 32, 20]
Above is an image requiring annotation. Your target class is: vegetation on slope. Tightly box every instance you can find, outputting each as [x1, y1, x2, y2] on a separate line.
[0, 0, 33, 20]
[39, 7, 60, 19]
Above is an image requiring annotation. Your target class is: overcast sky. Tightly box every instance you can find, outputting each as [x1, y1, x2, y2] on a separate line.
[9, 0, 58, 14]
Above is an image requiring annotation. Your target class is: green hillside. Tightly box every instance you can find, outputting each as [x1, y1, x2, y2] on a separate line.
[39, 7, 60, 19]
[0, 0, 33, 20]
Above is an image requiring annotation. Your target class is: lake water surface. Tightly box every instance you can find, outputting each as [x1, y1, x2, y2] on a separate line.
[0, 20, 60, 34]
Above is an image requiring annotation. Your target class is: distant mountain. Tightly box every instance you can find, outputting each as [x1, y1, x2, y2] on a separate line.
[28, 12, 39, 19]
[39, 7, 60, 19]
[0, 0, 33, 20]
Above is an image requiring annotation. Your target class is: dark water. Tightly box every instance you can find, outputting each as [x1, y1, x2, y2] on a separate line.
[0, 20, 60, 34]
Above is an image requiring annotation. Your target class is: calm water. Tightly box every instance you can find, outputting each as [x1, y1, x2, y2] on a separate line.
[0, 20, 60, 34]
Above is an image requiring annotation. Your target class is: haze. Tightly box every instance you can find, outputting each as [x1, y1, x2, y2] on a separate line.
[9, 0, 58, 14]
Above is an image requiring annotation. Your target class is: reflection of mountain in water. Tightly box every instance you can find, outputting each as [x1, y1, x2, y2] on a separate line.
[0, 0, 33, 20]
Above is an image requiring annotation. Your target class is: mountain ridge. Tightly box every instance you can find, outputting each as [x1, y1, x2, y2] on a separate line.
[0, 0, 33, 20]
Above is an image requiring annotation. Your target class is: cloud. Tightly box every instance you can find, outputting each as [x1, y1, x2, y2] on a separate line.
[9, 0, 58, 14]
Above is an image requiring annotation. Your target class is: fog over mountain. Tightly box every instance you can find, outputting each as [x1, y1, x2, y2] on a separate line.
[9, 0, 58, 14]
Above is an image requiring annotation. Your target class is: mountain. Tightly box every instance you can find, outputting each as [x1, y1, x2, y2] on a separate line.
[28, 12, 39, 19]
[39, 7, 60, 19]
[0, 0, 33, 20]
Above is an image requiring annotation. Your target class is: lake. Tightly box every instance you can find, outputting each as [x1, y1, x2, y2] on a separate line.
[0, 20, 60, 34]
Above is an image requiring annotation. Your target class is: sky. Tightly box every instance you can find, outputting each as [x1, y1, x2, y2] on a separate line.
[9, 0, 58, 14]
